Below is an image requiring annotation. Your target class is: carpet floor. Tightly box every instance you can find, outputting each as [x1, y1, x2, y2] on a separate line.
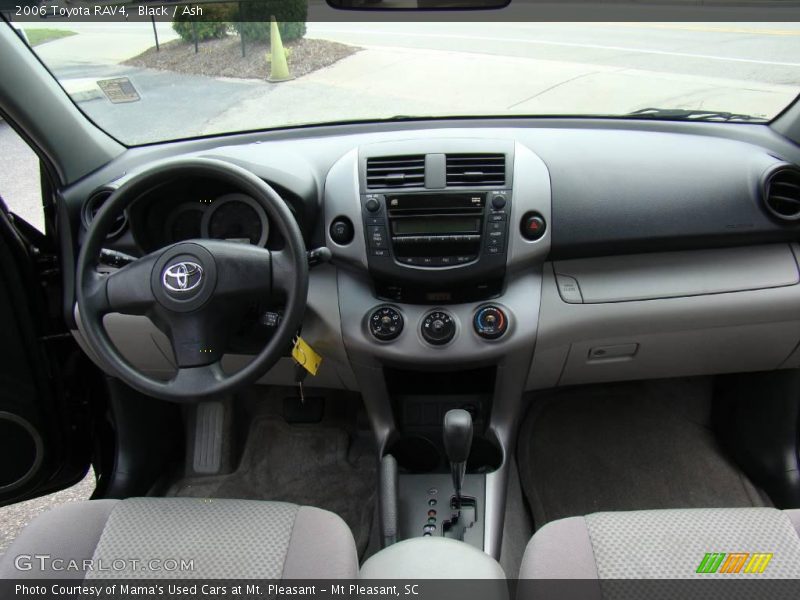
[517, 378, 768, 529]
[171, 417, 377, 556]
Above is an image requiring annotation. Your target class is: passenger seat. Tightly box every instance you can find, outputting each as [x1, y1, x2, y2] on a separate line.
[521, 507, 800, 580]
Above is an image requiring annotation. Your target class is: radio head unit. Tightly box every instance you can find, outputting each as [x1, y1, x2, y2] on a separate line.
[361, 189, 511, 294]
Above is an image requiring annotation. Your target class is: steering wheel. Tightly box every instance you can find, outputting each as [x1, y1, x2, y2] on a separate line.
[76, 158, 309, 402]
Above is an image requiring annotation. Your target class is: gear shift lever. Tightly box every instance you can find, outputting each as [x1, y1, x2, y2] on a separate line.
[443, 409, 473, 507]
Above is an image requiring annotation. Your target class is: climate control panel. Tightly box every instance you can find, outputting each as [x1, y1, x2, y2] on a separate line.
[368, 305, 404, 341]
[421, 310, 456, 346]
[473, 305, 508, 340]
[366, 305, 511, 345]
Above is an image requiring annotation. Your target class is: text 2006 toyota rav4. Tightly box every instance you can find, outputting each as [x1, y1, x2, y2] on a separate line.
[3, 1, 800, 599]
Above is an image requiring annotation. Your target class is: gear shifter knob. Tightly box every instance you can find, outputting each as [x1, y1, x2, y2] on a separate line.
[443, 409, 473, 505]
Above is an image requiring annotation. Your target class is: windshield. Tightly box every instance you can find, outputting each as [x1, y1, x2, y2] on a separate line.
[9, 5, 800, 145]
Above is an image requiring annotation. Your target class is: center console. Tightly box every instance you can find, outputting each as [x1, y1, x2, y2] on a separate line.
[323, 137, 552, 558]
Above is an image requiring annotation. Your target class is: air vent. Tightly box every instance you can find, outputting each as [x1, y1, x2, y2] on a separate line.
[446, 153, 506, 187]
[82, 189, 127, 238]
[764, 166, 800, 221]
[366, 155, 425, 189]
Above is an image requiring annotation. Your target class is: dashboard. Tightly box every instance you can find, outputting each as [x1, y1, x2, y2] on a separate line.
[64, 121, 800, 395]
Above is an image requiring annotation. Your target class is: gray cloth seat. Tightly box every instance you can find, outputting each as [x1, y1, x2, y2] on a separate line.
[521, 507, 800, 582]
[0, 497, 358, 579]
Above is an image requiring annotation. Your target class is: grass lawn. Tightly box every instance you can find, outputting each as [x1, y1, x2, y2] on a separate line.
[24, 28, 77, 47]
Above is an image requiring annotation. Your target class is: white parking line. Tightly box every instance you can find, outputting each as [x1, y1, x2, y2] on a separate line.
[310, 28, 800, 68]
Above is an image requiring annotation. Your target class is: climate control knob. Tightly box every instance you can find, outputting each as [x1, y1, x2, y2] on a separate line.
[369, 306, 404, 341]
[421, 310, 456, 345]
[474, 305, 508, 340]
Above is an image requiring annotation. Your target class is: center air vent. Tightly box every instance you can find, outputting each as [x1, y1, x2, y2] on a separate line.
[82, 189, 127, 239]
[446, 153, 506, 187]
[764, 166, 800, 221]
[366, 155, 425, 189]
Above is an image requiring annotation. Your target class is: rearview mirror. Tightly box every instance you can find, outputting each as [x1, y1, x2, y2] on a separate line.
[327, 0, 509, 9]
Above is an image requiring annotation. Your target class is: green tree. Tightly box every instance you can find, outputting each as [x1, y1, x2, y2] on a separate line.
[232, 0, 308, 43]
[172, 3, 236, 43]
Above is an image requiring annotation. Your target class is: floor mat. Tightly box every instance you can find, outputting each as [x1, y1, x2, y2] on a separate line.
[171, 417, 377, 556]
[517, 378, 768, 529]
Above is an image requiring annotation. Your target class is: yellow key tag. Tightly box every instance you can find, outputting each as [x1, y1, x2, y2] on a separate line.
[291, 336, 322, 376]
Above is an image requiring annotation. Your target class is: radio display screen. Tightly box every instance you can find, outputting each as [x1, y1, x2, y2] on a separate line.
[392, 217, 480, 235]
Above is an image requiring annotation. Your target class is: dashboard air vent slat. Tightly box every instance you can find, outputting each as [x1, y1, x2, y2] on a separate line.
[764, 167, 800, 221]
[446, 153, 506, 186]
[366, 155, 425, 188]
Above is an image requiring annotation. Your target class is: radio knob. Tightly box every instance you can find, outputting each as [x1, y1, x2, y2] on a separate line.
[369, 306, 403, 341]
[491, 195, 507, 210]
[421, 310, 456, 345]
[474, 305, 508, 340]
[365, 197, 381, 212]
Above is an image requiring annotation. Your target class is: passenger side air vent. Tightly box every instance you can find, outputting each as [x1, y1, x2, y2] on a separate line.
[366, 155, 425, 189]
[82, 189, 127, 239]
[446, 153, 506, 187]
[764, 166, 800, 221]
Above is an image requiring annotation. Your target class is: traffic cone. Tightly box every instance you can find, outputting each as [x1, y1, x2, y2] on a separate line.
[267, 17, 294, 82]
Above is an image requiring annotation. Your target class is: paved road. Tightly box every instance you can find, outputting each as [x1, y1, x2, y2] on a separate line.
[60, 63, 267, 143]
[306, 21, 800, 84]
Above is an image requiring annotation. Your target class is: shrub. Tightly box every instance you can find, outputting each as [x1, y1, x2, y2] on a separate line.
[172, 4, 236, 43]
[232, 0, 307, 43]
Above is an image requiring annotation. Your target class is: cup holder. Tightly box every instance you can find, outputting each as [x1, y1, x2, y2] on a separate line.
[388, 435, 441, 473]
[387, 434, 503, 474]
[467, 437, 503, 473]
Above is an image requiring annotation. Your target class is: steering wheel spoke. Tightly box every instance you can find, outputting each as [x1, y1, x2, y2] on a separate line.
[158, 309, 230, 368]
[104, 254, 158, 315]
[270, 249, 296, 296]
[81, 270, 112, 315]
[208, 240, 274, 299]
[169, 361, 227, 396]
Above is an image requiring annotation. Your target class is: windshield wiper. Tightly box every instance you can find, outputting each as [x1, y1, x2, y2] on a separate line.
[625, 108, 766, 122]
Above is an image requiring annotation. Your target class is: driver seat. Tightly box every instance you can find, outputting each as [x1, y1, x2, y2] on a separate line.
[0, 497, 358, 579]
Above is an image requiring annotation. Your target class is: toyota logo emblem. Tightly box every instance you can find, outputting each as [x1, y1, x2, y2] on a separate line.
[162, 261, 204, 293]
